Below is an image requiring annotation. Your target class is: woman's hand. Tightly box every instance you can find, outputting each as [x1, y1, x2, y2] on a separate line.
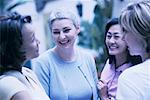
[97, 80, 110, 100]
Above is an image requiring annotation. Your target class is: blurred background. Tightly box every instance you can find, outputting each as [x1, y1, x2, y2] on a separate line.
[0, 0, 144, 77]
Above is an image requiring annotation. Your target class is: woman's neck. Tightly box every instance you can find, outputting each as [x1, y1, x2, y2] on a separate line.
[141, 52, 149, 62]
[55, 46, 77, 61]
[115, 53, 128, 68]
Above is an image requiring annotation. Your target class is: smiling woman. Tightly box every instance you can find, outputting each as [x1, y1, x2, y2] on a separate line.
[51, 18, 79, 50]
[21, 23, 40, 60]
[32, 10, 99, 100]
[116, 1, 150, 99]
[97, 18, 142, 100]
[0, 12, 50, 100]
[105, 24, 127, 56]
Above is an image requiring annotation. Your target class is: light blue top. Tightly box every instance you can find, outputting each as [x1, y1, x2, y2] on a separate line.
[32, 47, 99, 100]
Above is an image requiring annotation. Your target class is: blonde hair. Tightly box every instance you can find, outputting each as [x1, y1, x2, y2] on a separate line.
[48, 9, 79, 30]
[120, 1, 150, 53]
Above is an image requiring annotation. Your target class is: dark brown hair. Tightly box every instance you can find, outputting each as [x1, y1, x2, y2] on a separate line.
[0, 12, 32, 75]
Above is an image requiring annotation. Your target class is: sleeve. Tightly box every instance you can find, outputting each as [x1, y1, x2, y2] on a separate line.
[85, 52, 98, 84]
[0, 76, 27, 100]
[32, 57, 51, 97]
[87, 53, 99, 99]
[90, 55, 99, 84]
[116, 72, 139, 100]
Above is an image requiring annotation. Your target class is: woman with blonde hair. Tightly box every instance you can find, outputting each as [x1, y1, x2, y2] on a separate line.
[116, 1, 150, 99]
[32, 10, 99, 100]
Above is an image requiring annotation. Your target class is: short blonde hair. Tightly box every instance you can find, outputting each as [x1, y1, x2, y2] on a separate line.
[48, 9, 79, 30]
[120, 1, 150, 53]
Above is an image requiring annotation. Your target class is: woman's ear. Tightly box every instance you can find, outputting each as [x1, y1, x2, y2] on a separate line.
[76, 25, 80, 35]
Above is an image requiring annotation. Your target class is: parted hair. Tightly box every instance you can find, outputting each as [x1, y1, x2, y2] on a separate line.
[120, 1, 150, 53]
[0, 12, 31, 75]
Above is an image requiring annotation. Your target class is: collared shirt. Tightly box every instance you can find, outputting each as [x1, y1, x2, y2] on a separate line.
[100, 59, 132, 100]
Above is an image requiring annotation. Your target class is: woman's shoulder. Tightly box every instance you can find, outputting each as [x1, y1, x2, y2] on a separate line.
[22, 67, 34, 75]
[0, 75, 27, 100]
[22, 67, 38, 80]
[22, 67, 43, 86]
[0, 75, 26, 88]
[32, 49, 54, 64]
[77, 47, 95, 59]
[38, 49, 53, 59]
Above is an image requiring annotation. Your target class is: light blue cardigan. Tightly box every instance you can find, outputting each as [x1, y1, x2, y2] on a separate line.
[32, 47, 99, 100]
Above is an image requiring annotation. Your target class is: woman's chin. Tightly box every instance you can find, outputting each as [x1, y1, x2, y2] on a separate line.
[33, 53, 39, 58]
[27, 54, 39, 60]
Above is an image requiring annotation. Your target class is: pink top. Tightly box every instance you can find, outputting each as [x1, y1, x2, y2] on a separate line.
[100, 59, 132, 100]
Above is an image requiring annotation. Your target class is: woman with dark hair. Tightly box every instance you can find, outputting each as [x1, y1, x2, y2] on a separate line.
[97, 18, 142, 100]
[0, 12, 50, 100]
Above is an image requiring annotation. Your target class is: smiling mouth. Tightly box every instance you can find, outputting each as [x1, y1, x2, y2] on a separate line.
[109, 46, 118, 50]
[59, 40, 70, 45]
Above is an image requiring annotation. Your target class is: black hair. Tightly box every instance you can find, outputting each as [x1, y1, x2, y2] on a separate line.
[0, 12, 32, 75]
[104, 18, 142, 66]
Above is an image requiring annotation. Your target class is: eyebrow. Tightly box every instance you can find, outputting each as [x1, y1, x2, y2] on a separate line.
[63, 27, 70, 29]
[52, 26, 70, 31]
[107, 32, 119, 35]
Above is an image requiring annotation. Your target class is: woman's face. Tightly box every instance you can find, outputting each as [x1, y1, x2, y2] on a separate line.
[105, 24, 127, 56]
[21, 23, 40, 60]
[123, 29, 146, 55]
[51, 19, 80, 49]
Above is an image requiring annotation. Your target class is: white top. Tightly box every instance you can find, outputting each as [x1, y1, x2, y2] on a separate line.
[0, 76, 26, 100]
[116, 59, 150, 100]
[0, 67, 50, 100]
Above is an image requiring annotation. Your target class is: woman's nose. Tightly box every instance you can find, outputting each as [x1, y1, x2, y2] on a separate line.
[109, 37, 115, 43]
[36, 38, 40, 44]
[59, 31, 65, 39]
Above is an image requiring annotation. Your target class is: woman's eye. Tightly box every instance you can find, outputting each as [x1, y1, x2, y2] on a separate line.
[114, 36, 120, 39]
[63, 29, 71, 33]
[106, 35, 111, 39]
[53, 31, 60, 34]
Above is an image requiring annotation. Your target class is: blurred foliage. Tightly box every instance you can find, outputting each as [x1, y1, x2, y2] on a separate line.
[78, 0, 113, 77]
[0, 0, 5, 14]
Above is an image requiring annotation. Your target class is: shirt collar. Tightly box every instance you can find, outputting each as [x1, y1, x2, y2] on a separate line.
[116, 62, 132, 72]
